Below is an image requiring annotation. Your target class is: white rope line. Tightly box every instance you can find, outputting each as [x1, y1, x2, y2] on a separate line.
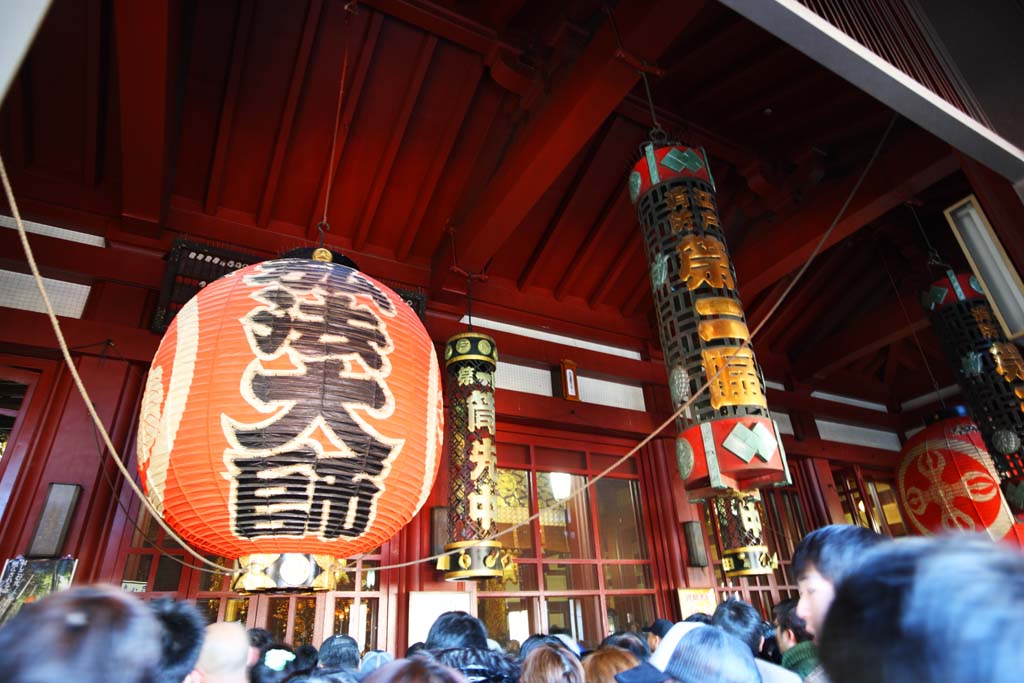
[0, 153, 235, 574]
[0, 113, 897, 577]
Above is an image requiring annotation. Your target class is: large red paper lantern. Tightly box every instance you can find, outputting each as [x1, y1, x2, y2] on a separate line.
[137, 258, 443, 560]
[897, 408, 1022, 544]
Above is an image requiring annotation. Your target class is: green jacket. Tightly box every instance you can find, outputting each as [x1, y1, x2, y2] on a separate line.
[781, 641, 821, 680]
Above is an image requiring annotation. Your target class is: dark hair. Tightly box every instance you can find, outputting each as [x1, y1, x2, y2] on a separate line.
[820, 535, 1024, 683]
[431, 647, 519, 683]
[711, 600, 762, 655]
[598, 633, 649, 662]
[772, 599, 811, 644]
[792, 525, 884, 584]
[663, 626, 760, 683]
[363, 656, 467, 683]
[250, 628, 275, 651]
[682, 613, 711, 624]
[149, 597, 206, 683]
[521, 643, 583, 683]
[0, 584, 163, 683]
[519, 635, 566, 662]
[407, 643, 427, 658]
[320, 635, 360, 670]
[291, 644, 320, 675]
[426, 612, 489, 651]
[286, 669, 361, 683]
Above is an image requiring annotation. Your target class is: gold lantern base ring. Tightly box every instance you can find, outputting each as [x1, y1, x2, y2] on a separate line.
[232, 553, 343, 592]
[721, 545, 778, 577]
[437, 540, 507, 581]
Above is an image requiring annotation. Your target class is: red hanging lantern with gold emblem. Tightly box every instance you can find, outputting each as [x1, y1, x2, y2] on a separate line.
[137, 256, 443, 585]
[897, 407, 1023, 544]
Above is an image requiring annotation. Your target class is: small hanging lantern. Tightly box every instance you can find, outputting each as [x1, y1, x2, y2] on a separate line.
[896, 407, 1023, 544]
[923, 271, 1024, 513]
[137, 255, 443, 588]
[710, 492, 779, 577]
[436, 331, 509, 580]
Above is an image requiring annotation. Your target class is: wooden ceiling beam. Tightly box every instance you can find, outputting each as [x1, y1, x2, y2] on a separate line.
[113, 0, 182, 237]
[256, 0, 325, 227]
[353, 35, 437, 249]
[733, 129, 957, 301]
[792, 288, 929, 381]
[431, 0, 702, 295]
[554, 185, 631, 301]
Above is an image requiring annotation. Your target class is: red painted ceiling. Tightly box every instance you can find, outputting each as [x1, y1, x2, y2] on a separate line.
[0, 0, 976, 412]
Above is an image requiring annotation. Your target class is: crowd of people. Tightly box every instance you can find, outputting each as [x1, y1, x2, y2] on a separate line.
[0, 527, 1021, 683]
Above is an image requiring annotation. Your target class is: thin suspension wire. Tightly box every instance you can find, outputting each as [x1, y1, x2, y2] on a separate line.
[0, 152, 235, 573]
[906, 202, 950, 268]
[880, 251, 945, 408]
[603, 3, 663, 137]
[320, 24, 351, 228]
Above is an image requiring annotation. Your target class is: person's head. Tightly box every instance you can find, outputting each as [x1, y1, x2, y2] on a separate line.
[711, 600, 763, 655]
[150, 597, 207, 683]
[521, 642, 584, 683]
[584, 646, 639, 683]
[0, 584, 163, 683]
[770, 599, 811, 655]
[363, 656, 466, 683]
[682, 613, 711, 624]
[287, 670, 360, 683]
[196, 621, 250, 683]
[599, 633, 649, 662]
[319, 635, 360, 670]
[791, 525, 884, 637]
[363, 650, 396, 675]
[249, 628, 274, 652]
[426, 612, 489, 651]
[663, 626, 761, 683]
[820, 535, 1024, 683]
[431, 644, 519, 683]
[407, 643, 427, 658]
[519, 634, 564, 662]
[292, 645, 320, 674]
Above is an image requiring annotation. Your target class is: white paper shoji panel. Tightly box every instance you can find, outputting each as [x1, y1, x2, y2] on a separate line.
[0, 269, 91, 318]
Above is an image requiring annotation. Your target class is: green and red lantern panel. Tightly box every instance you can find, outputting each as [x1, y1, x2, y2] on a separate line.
[897, 408, 1024, 544]
[138, 254, 443, 589]
[438, 332, 509, 580]
[630, 143, 790, 500]
[924, 272, 1024, 513]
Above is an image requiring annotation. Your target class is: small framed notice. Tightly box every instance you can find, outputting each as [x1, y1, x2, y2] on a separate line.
[677, 587, 718, 619]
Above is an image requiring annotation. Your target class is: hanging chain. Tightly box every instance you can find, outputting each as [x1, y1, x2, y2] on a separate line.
[906, 202, 951, 269]
[603, 3, 666, 142]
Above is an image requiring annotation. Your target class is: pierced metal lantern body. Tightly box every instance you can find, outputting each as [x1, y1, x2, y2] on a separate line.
[630, 143, 790, 500]
[137, 258, 443, 587]
[896, 408, 1023, 543]
[924, 272, 1024, 513]
[439, 331, 507, 580]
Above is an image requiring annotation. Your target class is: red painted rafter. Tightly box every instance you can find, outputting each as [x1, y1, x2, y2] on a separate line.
[589, 232, 642, 309]
[306, 12, 383, 232]
[793, 288, 929, 380]
[256, 0, 325, 227]
[622, 268, 652, 319]
[113, 0, 180, 235]
[554, 185, 630, 301]
[83, 0, 102, 186]
[352, 34, 438, 250]
[734, 130, 957, 300]
[203, 1, 255, 215]
[432, 0, 702, 294]
[394, 63, 482, 261]
[517, 121, 614, 291]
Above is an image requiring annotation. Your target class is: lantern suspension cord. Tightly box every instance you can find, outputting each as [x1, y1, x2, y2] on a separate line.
[906, 202, 951, 269]
[0, 152, 236, 574]
[880, 250, 946, 408]
[603, 3, 665, 141]
[318, 14, 352, 241]
[367, 111, 902, 573]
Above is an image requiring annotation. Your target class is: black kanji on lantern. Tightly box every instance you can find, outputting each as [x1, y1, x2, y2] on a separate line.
[224, 259, 400, 541]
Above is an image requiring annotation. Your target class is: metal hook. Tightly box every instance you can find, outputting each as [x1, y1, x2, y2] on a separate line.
[316, 221, 330, 248]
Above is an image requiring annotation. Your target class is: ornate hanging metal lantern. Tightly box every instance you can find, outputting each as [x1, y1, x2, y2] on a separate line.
[138, 254, 443, 589]
[923, 272, 1024, 513]
[436, 331, 509, 580]
[630, 141, 790, 574]
[896, 407, 1023, 543]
